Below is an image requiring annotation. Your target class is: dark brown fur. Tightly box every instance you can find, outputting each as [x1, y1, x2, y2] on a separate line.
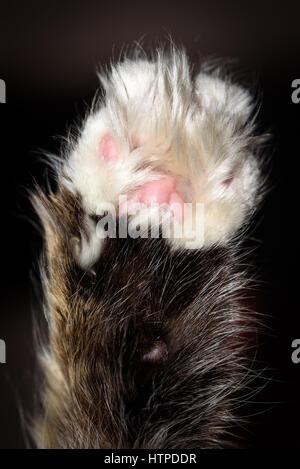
[32, 185, 258, 448]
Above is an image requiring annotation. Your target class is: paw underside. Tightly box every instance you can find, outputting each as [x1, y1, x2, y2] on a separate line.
[33, 52, 262, 449]
[95, 136, 194, 245]
[61, 57, 260, 269]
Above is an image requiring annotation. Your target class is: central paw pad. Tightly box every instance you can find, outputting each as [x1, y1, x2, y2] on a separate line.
[119, 176, 185, 219]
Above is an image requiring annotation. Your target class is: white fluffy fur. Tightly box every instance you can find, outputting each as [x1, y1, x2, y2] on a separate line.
[61, 49, 260, 268]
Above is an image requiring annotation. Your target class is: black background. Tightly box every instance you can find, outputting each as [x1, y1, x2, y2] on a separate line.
[0, 0, 300, 448]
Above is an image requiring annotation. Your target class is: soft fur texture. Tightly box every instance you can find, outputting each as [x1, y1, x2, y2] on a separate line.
[32, 46, 265, 448]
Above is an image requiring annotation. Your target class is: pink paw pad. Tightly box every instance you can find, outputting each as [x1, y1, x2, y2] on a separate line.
[120, 176, 184, 220]
[99, 133, 119, 164]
